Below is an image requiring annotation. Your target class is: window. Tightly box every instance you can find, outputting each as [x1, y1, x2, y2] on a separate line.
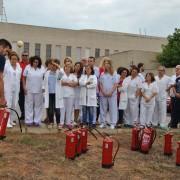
[46, 44, 52, 59]
[12, 41, 17, 52]
[85, 48, 91, 58]
[114, 50, 119, 53]
[66, 46, 71, 57]
[55, 45, 61, 60]
[76, 47, 82, 61]
[35, 43, 41, 57]
[105, 49, 110, 56]
[24, 42, 29, 54]
[95, 48, 100, 58]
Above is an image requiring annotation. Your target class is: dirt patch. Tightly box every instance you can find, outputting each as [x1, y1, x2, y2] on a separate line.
[0, 128, 179, 180]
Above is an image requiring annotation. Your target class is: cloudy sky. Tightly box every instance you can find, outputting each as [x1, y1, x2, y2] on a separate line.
[3, 0, 180, 37]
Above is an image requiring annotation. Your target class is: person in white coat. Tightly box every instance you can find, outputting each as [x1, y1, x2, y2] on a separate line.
[4, 52, 22, 128]
[140, 73, 158, 125]
[123, 66, 142, 127]
[99, 57, 118, 129]
[153, 66, 170, 128]
[43, 59, 64, 128]
[117, 68, 129, 126]
[60, 65, 78, 129]
[73, 62, 83, 124]
[23, 56, 45, 126]
[79, 65, 97, 127]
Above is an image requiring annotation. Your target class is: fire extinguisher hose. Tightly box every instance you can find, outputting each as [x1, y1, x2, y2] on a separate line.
[112, 137, 120, 164]
[88, 129, 98, 140]
[152, 129, 157, 145]
[93, 128, 104, 138]
[7, 108, 22, 133]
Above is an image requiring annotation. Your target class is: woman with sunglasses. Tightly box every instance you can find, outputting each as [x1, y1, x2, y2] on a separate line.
[23, 56, 45, 126]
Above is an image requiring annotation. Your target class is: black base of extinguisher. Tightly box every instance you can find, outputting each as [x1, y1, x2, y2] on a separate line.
[0, 136, 6, 140]
[140, 150, 149, 154]
[164, 152, 173, 156]
[82, 149, 88, 153]
[131, 147, 139, 151]
[66, 156, 75, 160]
[76, 153, 81, 157]
[176, 163, 180, 166]
[102, 163, 114, 168]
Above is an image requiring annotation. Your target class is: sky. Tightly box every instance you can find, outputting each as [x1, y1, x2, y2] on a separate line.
[3, 0, 180, 37]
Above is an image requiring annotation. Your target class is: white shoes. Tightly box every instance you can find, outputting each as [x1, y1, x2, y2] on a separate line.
[99, 124, 105, 128]
[11, 121, 16, 126]
[7, 123, 13, 128]
[110, 125, 115, 129]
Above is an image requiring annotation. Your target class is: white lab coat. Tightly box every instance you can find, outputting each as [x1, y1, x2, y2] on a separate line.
[23, 65, 45, 124]
[118, 84, 128, 110]
[140, 82, 158, 125]
[43, 69, 64, 108]
[153, 75, 170, 127]
[79, 74, 97, 107]
[123, 75, 142, 125]
[4, 63, 22, 107]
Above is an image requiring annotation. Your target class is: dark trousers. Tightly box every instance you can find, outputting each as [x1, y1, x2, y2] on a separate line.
[118, 110, 124, 124]
[47, 94, 60, 124]
[18, 81, 25, 119]
[171, 97, 180, 128]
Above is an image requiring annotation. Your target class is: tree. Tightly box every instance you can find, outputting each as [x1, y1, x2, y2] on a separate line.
[157, 28, 180, 67]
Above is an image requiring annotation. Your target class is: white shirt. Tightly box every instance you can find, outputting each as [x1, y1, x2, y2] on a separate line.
[123, 76, 142, 99]
[23, 65, 45, 93]
[141, 82, 158, 105]
[155, 75, 170, 101]
[61, 73, 77, 98]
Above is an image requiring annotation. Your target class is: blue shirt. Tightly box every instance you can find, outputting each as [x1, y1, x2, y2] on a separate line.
[48, 71, 56, 94]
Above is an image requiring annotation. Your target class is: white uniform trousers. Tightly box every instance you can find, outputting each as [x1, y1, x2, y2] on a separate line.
[60, 97, 74, 125]
[140, 103, 155, 126]
[100, 95, 117, 126]
[153, 100, 168, 126]
[7, 91, 16, 125]
[25, 92, 43, 124]
[124, 98, 139, 125]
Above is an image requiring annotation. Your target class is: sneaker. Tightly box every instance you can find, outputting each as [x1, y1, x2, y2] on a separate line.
[58, 124, 64, 130]
[110, 125, 115, 130]
[99, 124, 105, 128]
[11, 121, 16, 126]
[7, 123, 13, 128]
[34, 123, 40, 127]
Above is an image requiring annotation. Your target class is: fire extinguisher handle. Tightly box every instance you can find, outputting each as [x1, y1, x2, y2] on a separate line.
[7, 108, 22, 133]
[112, 137, 120, 164]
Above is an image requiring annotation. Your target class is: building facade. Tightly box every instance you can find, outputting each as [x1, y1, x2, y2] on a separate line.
[0, 22, 167, 64]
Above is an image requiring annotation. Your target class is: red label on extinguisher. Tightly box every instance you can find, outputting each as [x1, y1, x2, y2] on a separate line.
[71, 138, 74, 143]
[82, 132, 85, 136]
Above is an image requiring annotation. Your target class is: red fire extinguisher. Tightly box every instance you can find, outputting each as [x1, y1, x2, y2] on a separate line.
[139, 127, 153, 154]
[65, 131, 76, 160]
[73, 130, 82, 156]
[0, 108, 10, 139]
[164, 133, 173, 156]
[131, 125, 141, 151]
[148, 126, 156, 149]
[176, 141, 180, 166]
[80, 128, 88, 153]
[102, 136, 120, 168]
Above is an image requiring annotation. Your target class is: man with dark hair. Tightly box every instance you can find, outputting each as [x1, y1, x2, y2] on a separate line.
[0, 39, 12, 107]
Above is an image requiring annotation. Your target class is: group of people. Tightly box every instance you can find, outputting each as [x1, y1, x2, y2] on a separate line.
[0, 38, 180, 130]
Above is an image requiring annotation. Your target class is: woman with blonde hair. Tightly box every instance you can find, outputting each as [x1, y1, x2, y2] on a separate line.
[99, 57, 118, 129]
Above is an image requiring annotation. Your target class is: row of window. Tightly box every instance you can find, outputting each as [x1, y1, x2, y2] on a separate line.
[14, 42, 119, 60]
